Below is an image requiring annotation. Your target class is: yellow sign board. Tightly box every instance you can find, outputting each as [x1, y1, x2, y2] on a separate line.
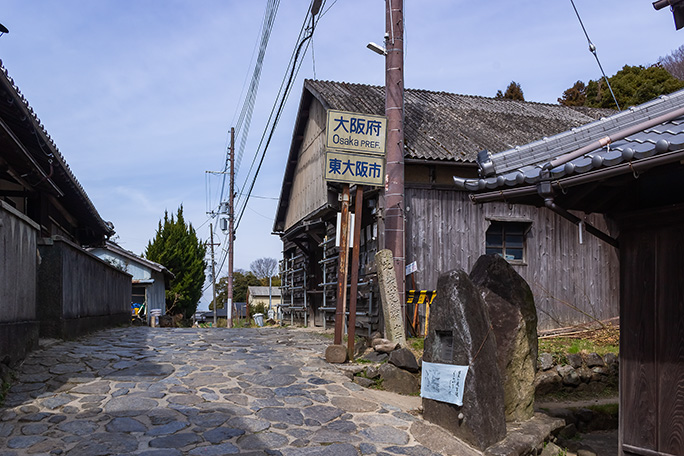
[324, 150, 384, 186]
[325, 110, 387, 155]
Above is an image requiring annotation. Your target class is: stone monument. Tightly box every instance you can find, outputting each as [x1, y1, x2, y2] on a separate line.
[470, 254, 538, 422]
[423, 269, 506, 450]
[375, 249, 406, 347]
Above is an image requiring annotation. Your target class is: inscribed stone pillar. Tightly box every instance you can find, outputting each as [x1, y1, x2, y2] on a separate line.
[423, 269, 506, 450]
[470, 254, 538, 422]
[375, 249, 406, 347]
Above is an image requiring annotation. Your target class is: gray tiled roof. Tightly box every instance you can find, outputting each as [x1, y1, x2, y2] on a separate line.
[306, 80, 611, 162]
[247, 286, 282, 297]
[454, 89, 684, 191]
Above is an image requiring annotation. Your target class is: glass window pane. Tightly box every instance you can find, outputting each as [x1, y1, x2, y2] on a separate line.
[488, 224, 503, 234]
[506, 234, 524, 248]
[486, 247, 502, 256]
[506, 225, 524, 235]
[506, 248, 523, 260]
[486, 233, 503, 246]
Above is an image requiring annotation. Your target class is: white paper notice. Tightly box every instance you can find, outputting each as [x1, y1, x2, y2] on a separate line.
[420, 361, 469, 406]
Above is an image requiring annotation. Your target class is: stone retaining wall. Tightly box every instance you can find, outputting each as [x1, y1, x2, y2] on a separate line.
[535, 352, 618, 397]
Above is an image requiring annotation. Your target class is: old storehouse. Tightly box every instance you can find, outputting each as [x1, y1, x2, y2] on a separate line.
[273, 79, 619, 333]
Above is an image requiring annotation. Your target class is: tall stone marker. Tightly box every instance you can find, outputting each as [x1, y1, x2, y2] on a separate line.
[375, 249, 406, 347]
[423, 269, 506, 450]
[470, 254, 538, 422]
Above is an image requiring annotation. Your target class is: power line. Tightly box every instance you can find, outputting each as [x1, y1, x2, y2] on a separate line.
[218, 0, 281, 210]
[235, 2, 312, 212]
[210, 0, 329, 281]
[235, 1, 326, 231]
[569, 0, 620, 110]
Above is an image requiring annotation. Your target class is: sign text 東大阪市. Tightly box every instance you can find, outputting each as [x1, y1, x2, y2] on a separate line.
[325, 110, 386, 155]
[324, 150, 384, 186]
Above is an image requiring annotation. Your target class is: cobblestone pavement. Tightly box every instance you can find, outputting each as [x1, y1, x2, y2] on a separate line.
[0, 327, 480, 456]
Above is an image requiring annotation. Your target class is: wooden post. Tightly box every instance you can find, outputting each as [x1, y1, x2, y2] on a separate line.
[347, 185, 364, 360]
[334, 185, 351, 345]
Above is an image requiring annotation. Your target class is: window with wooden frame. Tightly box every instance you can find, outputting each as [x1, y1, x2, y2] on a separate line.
[485, 221, 529, 263]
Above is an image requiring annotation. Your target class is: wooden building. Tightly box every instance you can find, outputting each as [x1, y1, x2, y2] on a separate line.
[0, 60, 128, 363]
[89, 241, 174, 325]
[273, 79, 619, 332]
[455, 88, 684, 456]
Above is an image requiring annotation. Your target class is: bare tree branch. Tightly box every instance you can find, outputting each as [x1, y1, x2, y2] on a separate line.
[250, 257, 278, 280]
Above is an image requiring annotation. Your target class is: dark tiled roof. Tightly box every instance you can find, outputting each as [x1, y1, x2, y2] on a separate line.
[454, 89, 684, 191]
[273, 80, 614, 232]
[0, 60, 113, 241]
[306, 80, 612, 162]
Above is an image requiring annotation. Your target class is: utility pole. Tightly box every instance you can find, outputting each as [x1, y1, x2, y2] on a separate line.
[227, 127, 235, 328]
[384, 0, 406, 323]
[208, 223, 220, 327]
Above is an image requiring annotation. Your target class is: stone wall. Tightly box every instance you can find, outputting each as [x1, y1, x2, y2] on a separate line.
[535, 351, 618, 397]
[0, 201, 40, 365]
[37, 236, 131, 338]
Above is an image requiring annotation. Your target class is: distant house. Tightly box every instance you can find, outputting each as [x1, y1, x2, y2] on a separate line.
[247, 286, 282, 313]
[453, 88, 684, 456]
[273, 79, 619, 332]
[89, 241, 174, 324]
[0, 61, 129, 363]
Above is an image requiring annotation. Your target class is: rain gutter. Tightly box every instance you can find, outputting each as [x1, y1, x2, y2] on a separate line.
[470, 148, 684, 204]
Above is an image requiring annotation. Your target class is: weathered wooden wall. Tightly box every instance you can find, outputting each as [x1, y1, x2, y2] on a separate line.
[284, 100, 329, 232]
[145, 270, 167, 323]
[618, 207, 684, 456]
[405, 188, 620, 330]
[0, 201, 40, 364]
[37, 236, 131, 338]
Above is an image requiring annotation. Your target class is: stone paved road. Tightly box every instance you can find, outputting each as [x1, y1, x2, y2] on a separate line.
[0, 327, 479, 456]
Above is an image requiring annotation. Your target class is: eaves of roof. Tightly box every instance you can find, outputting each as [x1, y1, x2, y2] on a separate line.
[97, 241, 175, 279]
[0, 60, 113, 242]
[454, 89, 684, 194]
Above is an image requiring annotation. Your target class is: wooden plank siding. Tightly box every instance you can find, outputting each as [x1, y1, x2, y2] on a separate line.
[284, 100, 328, 232]
[619, 208, 684, 456]
[405, 187, 620, 330]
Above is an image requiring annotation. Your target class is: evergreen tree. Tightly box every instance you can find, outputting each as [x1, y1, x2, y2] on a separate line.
[560, 64, 684, 109]
[495, 81, 525, 101]
[213, 269, 260, 308]
[145, 206, 207, 319]
[558, 80, 587, 106]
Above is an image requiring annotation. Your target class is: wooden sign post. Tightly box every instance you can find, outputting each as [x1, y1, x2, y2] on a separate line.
[334, 185, 351, 345]
[347, 185, 364, 360]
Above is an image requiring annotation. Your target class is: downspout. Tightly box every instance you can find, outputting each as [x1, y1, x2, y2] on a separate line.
[537, 176, 619, 249]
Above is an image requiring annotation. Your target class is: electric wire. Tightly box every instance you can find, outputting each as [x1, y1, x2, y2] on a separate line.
[217, 0, 281, 211]
[212, 0, 329, 282]
[234, 3, 312, 211]
[234, 1, 324, 228]
[569, 0, 621, 110]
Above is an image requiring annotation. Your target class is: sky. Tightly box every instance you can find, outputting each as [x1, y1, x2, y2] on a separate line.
[1, 1, 681, 309]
